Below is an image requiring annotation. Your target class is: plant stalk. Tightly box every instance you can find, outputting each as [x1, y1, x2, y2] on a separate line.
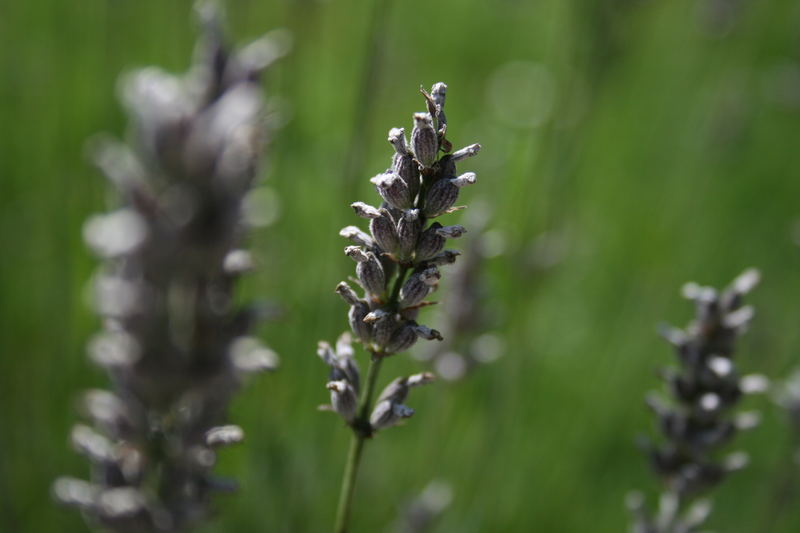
[334, 356, 383, 533]
[333, 265, 409, 533]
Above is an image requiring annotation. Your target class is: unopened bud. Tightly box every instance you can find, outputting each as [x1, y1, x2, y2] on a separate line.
[428, 250, 460, 265]
[399, 267, 440, 308]
[351, 202, 382, 219]
[370, 400, 415, 430]
[370, 209, 399, 254]
[451, 143, 481, 162]
[413, 324, 443, 341]
[327, 380, 358, 423]
[411, 112, 438, 168]
[335, 281, 362, 306]
[370, 172, 413, 210]
[397, 209, 422, 259]
[385, 324, 418, 354]
[340, 226, 374, 247]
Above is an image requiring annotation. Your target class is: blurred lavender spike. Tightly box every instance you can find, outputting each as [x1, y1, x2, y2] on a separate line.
[630, 269, 762, 533]
[54, 5, 286, 531]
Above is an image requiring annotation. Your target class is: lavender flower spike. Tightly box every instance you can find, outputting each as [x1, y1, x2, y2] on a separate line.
[318, 83, 481, 533]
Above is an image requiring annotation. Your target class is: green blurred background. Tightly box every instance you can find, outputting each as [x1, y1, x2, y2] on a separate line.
[2, 0, 800, 531]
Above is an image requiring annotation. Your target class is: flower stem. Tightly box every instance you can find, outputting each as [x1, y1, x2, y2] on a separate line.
[334, 355, 383, 533]
[333, 263, 410, 533]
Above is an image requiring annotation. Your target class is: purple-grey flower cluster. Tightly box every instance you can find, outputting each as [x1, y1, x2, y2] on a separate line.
[53, 6, 286, 532]
[321, 83, 480, 434]
[629, 269, 766, 533]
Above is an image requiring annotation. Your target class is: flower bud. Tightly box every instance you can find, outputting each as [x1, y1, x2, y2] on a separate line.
[369, 209, 399, 254]
[423, 178, 458, 218]
[399, 267, 440, 308]
[327, 380, 358, 424]
[385, 324, 419, 354]
[413, 324, 443, 341]
[370, 400, 415, 430]
[370, 172, 412, 210]
[364, 309, 396, 348]
[431, 82, 447, 128]
[451, 143, 481, 162]
[335, 281, 362, 306]
[397, 209, 422, 260]
[339, 226, 374, 248]
[428, 250, 460, 266]
[348, 303, 372, 343]
[388, 127, 409, 154]
[345, 247, 386, 296]
[351, 202, 382, 219]
[389, 127, 421, 201]
[411, 112, 438, 168]
[415, 222, 446, 262]
[435, 225, 467, 238]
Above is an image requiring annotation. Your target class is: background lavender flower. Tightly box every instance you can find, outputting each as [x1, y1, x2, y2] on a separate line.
[412, 204, 504, 381]
[628, 269, 766, 533]
[52, 6, 286, 531]
[320, 82, 480, 533]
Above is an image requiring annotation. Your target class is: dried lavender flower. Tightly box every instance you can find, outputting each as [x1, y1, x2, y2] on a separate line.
[53, 6, 285, 532]
[629, 269, 763, 533]
[319, 83, 481, 533]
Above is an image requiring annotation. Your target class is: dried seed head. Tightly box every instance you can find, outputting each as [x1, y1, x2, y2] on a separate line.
[370, 209, 399, 254]
[370, 172, 413, 210]
[411, 112, 438, 168]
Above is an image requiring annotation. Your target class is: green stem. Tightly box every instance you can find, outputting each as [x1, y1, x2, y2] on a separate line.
[334, 356, 383, 533]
